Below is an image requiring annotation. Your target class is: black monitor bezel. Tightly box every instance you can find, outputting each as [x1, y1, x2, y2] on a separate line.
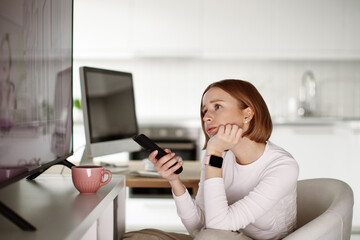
[81, 66, 139, 144]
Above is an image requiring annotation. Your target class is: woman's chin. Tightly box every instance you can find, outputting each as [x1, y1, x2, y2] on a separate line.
[207, 132, 217, 138]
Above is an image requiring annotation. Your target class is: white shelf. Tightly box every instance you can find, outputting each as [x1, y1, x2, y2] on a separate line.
[0, 175, 126, 240]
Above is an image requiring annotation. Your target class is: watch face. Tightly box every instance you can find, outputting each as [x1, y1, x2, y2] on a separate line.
[209, 155, 223, 168]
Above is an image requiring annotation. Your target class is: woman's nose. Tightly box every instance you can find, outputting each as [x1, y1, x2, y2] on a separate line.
[203, 112, 212, 122]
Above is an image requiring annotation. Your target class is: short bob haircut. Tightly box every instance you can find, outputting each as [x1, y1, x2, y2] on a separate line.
[200, 79, 272, 149]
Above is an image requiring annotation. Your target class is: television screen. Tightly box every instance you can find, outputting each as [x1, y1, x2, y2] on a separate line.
[0, 0, 73, 187]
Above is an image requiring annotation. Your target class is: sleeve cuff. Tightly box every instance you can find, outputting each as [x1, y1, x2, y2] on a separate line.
[172, 186, 189, 200]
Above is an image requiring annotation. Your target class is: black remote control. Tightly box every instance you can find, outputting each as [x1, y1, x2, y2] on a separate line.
[132, 134, 183, 174]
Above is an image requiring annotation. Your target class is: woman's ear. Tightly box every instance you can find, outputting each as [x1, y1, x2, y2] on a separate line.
[243, 107, 254, 124]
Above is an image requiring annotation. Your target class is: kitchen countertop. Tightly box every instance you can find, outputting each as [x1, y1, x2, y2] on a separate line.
[137, 117, 360, 128]
[272, 117, 360, 127]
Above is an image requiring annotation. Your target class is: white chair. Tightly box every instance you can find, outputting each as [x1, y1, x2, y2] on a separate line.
[284, 178, 354, 240]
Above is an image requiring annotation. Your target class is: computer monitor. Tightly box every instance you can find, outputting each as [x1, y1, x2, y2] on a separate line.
[79, 67, 140, 165]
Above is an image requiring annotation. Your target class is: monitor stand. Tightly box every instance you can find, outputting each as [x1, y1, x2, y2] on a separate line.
[80, 145, 95, 165]
[26, 159, 75, 180]
[0, 201, 36, 231]
[0, 159, 74, 231]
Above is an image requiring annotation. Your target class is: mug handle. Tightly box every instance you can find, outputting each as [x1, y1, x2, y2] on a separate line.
[100, 169, 112, 186]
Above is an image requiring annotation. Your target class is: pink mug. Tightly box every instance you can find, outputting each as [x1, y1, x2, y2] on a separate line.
[72, 166, 112, 193]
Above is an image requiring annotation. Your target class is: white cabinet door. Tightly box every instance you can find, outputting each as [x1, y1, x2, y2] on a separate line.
[74, 0, 360, 59]
[270, 125, 351, 179]
[202, 0, 278, 58]
[74, 0, 133, 58]
[273, 0, 344, 58]
[202, 0, 360, 59]
[270, 124, 360, 226]
[343, 0, 360, 56]
[130, 0, 202, 57]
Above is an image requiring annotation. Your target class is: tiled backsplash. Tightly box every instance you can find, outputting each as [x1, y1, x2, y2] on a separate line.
[73, 59, 360, 121]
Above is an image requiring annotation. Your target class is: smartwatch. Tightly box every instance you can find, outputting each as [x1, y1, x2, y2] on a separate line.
[205, 155, 223, 168]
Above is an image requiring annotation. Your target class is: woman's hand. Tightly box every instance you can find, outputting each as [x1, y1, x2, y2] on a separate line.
[148, 149, 183, 182]
[206, 124, 243, 156]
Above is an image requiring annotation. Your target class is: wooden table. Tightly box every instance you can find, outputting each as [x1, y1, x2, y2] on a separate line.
[125, 160, 201, 196]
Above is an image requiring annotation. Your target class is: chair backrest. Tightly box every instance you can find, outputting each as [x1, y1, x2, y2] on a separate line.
[283, 178, 354, 240]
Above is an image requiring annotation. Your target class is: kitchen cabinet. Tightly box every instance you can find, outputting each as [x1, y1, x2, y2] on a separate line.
[202, 0, 278, 59]
[343, 0, 360, 55]
[74, 0, 133, 59]
[74, 0, 202, 59]
[270, 122, 360, 227]
[74, 0, 360, 60]
[203, 0, 360, 59]
[130, 0, 202, 58]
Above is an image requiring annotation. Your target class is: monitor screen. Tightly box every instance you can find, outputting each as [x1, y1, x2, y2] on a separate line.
[0, 0, 73, 187]
[80, 67, 139, 163]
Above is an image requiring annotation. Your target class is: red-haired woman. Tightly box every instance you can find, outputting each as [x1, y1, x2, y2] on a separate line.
[123, 80, 299, 240]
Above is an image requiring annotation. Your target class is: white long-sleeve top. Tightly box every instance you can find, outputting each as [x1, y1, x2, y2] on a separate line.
[173, 141, 299, 240]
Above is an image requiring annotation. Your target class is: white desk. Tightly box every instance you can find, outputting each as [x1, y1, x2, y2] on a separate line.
[0, 175, 126, 240]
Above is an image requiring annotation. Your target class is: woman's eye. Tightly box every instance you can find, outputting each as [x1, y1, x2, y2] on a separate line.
[215, 104, 222, 110]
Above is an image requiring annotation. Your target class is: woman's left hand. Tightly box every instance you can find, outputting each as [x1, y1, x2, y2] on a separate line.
[206, 124, 243, 156]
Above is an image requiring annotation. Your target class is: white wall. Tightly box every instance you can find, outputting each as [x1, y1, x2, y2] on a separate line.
[73, 59, 360, 122]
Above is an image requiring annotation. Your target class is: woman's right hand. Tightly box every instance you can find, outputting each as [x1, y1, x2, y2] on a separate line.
[148, 149, 183, 182]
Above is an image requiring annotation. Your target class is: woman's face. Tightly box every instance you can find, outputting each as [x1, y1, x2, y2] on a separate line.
[0, 39, 10, 83]
[202, 87, 245, 138]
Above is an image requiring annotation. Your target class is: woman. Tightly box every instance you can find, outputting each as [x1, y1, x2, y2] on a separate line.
[123, 80, 299, 240]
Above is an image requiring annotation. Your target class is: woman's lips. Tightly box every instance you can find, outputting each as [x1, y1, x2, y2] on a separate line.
[207, 127, 217, 135]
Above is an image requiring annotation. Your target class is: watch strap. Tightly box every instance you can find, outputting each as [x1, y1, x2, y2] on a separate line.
[204, 155, 210, 165]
